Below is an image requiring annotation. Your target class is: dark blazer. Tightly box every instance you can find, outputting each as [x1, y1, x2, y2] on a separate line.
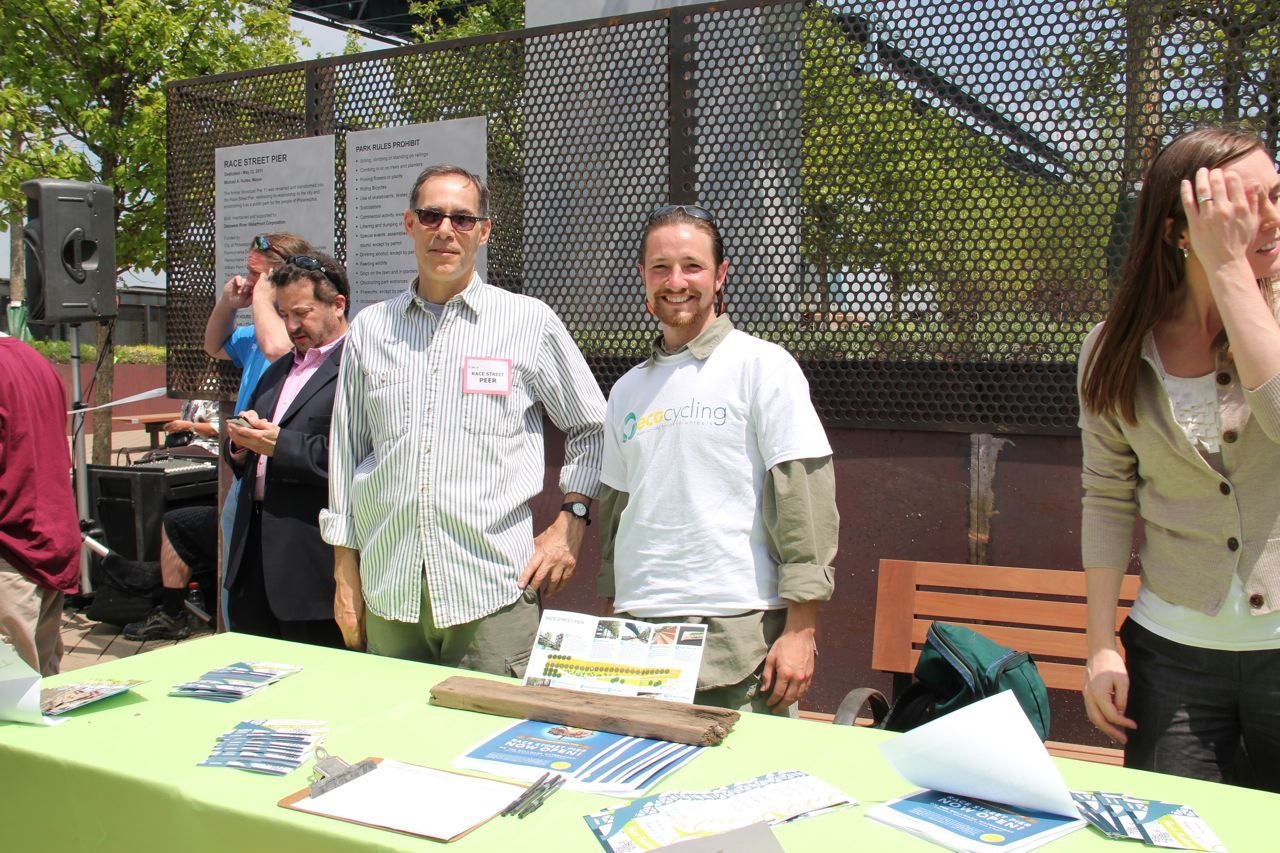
[224, 340, 344, 622]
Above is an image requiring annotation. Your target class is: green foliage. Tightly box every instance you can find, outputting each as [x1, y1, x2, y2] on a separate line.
[409, 0, 524, 42]
[0, 0, 302, 274]
[1049, 1, 1279, 146]
[28, 339, 166, 364]
[799, 7, 1112, 361]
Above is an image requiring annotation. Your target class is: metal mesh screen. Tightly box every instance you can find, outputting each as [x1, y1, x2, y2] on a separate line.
[167, 0, 1280, 434]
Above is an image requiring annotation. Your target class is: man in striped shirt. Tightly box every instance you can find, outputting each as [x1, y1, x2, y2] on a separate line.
[321, 165, 606, 677]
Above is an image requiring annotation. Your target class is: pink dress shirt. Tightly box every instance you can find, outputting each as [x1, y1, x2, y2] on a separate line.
[255, 334, 345, 499]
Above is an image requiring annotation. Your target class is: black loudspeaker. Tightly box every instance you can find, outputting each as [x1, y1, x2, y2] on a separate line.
[86, 460, 217, 562]
[21, 178, 117, 325]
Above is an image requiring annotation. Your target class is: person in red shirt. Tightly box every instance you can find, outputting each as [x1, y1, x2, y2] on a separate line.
[0, 333, 81, 674]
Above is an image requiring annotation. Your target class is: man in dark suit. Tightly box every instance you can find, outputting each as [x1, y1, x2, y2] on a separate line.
[224, 252, 350, 648]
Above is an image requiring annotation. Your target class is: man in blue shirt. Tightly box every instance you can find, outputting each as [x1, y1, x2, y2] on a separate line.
[123, 232, 313, 640]
[204, 233, 314, 404]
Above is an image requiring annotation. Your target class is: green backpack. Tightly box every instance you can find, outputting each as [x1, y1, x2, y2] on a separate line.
[839, 622, 1052, 740]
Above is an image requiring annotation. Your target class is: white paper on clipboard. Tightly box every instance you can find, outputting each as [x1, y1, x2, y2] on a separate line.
[280, 758, 524, 842]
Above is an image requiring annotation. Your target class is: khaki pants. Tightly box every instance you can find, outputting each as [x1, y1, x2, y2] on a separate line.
[0, 556, 65, 676]
[366, 581, 540, 678]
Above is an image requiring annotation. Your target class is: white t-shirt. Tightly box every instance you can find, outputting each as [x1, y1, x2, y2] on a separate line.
[601, 330, 831, 617]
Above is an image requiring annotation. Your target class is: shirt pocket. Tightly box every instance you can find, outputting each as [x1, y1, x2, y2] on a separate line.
[463, 390, 526, 437]
[366, 370, 412, 445]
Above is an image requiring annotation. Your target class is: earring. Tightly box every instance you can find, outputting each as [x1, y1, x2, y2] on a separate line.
[1180, 246, 1188, 260]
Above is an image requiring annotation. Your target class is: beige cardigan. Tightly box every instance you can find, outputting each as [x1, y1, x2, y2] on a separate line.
[1078, 321, 1280, 616]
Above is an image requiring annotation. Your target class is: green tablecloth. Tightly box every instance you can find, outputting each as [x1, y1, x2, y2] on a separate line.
[1, 632, 1274, 851]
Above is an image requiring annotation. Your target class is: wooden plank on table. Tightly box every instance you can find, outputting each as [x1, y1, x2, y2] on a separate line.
[430, 676, 739, 746]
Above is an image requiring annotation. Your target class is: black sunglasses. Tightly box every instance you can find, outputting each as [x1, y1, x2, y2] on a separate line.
[647, 204, 717, 226]
[282, 255, 342, 292]
[412, 208, 489, 232]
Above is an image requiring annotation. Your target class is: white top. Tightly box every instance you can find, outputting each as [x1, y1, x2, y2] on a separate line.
[601, 329, 831, 617]
[1152, 348, 1222, 453]
[1129, 355, 1280, 649]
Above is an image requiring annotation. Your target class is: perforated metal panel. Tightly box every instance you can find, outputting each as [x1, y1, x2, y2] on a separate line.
[167, 0, 1280, 434]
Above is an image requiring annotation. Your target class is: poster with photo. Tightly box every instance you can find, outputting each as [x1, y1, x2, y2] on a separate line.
[525, 609, 705, 703]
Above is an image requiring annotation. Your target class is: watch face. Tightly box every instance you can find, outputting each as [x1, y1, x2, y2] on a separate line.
[571, 502, 587, 516]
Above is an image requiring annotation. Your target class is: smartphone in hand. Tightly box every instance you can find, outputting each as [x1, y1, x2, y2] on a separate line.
[227, 416, 250, 428]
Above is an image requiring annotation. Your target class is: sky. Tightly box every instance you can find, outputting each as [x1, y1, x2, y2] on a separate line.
[1, 17, 386, 290]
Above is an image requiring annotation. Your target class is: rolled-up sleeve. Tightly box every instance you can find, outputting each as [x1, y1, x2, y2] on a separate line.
[764, 455, 838, 603]
[596, 484, 628, 598]
[532, 311, 606, 499]
[320, 329, 370, 549]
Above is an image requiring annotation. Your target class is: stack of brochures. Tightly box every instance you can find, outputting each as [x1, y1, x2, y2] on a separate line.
[583, 769, 856, 852]
[1072, 791, 1226, 851]
[170, 661, 301, 701]
[40, 679, 146, 715]
[199, 719, 327, 775]
[455, 719, 703, 797]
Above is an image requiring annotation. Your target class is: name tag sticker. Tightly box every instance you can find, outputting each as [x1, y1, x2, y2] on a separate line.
[462, 356, 513, 395]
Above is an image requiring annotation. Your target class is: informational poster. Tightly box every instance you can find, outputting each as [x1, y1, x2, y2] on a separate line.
[345, 116, 487, 314]
[214, 135, 336, 303]
[523, 609, 706, 704]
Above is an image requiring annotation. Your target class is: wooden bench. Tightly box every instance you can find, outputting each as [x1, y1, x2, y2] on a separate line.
[835, 558, 1140, 765]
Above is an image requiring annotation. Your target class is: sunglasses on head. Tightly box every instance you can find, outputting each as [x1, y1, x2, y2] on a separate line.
[282, 255, 342, 291]
[251, 234, 281, 255]
[647, 204, 717, 226]
[412, 208, 489, 232]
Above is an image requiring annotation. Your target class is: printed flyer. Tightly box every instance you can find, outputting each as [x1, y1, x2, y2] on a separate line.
[524, 609, 706, 703]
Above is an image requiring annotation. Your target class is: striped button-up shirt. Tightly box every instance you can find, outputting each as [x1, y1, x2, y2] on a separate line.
[320, 274, 606, 628]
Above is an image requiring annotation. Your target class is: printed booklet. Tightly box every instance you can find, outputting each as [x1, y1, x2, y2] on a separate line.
[454, 718, 702, 797]
[867, 789, 1083, 853]
[866, 691, 1086, 852]
[583, 769, 856, 852]
[524, 609, 706, 703]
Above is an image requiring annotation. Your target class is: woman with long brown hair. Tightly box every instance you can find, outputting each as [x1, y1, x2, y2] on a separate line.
[1079, 126, 1280, 789]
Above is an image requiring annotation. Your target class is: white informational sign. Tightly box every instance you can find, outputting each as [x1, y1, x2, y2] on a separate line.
[214, 135, 336, 303]
[345, 117, 487, 314]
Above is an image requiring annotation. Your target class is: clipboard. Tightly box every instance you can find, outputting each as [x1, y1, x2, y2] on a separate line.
[280, 757, 526, 842]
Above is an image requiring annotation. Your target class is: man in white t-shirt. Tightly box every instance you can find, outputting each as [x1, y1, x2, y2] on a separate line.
[598, 204, 839, 715]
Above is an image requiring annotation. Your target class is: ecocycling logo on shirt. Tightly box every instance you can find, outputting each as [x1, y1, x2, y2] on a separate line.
[621, 398, 728, 442]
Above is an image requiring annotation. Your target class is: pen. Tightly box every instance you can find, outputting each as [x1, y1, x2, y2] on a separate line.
[516, 774, 565, 819]
[501, 772, 552, 816]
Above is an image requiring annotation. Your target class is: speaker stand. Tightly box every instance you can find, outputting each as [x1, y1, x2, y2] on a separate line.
[68, 323, 94, 594]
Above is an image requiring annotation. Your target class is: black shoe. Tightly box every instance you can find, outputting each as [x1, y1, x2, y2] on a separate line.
[123, 607, 191, 641]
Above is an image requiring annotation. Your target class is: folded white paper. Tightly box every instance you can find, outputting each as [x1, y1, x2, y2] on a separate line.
[0, 642, 58, 726]
[878, 690, 1077, 817]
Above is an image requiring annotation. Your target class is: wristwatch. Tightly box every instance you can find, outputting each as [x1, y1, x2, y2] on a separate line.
[560, 501, 591, 525]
